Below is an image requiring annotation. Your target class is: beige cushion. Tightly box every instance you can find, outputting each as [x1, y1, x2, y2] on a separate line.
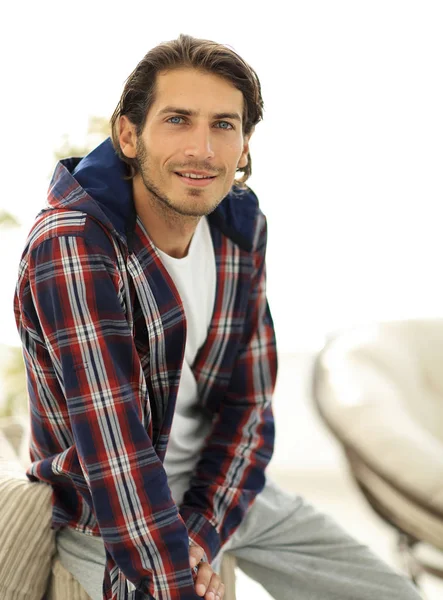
[0, 429, 55, 599]
[46, 558, 92, 600]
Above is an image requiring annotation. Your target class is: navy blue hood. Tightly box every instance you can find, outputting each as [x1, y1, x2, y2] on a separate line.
[47, 137, 260, 252]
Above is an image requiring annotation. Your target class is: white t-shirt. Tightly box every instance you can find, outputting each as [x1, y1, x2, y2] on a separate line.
[156, 217, 216, 506]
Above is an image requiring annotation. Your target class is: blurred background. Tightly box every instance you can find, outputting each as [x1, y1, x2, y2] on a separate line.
[1, 1, 442, 598]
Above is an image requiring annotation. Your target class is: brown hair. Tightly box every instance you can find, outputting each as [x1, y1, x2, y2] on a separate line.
[110, 34, 263, 188]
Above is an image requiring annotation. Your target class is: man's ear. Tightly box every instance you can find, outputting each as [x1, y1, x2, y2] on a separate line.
[119, 115, 137, 159]
[237, 127, 255, 169]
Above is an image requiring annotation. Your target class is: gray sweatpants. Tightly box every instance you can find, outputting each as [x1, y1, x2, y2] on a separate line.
[56, 477, 421, 600]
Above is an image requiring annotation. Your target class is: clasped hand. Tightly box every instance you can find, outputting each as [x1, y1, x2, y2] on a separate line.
[189, 543, 225, 600]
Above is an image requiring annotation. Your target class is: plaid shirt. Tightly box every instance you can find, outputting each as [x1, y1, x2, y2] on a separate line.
[13, 139, 277, 600]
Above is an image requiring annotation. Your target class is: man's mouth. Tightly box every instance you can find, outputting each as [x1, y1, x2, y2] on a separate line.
[175, 172, 216, 180]
[174, 172, 217, 187]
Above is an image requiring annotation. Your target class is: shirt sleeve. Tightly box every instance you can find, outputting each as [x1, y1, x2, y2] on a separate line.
[179, 212, 278, 564]
[24, 233, 199, 600]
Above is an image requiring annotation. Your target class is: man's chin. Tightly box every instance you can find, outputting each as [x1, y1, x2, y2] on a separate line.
[170, 200, 219, 218]
[167, 188, 224, 217]
[141, 174, 226, 218]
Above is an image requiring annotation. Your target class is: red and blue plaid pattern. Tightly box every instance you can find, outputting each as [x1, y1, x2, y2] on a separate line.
[13, 152, 277, 599]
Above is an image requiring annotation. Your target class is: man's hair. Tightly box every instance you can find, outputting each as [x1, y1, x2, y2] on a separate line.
[110, 34, 263, 188]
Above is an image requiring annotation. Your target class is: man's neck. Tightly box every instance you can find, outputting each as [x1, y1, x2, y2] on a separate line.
[133, 177, 200, 259]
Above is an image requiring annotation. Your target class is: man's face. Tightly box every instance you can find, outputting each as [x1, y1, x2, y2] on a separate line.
[129, 67, 251, 217]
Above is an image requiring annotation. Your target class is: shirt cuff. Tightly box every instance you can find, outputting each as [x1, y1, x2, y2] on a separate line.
[180, 508, 221, 565]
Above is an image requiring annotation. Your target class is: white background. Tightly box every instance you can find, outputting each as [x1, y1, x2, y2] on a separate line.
[1, 0, 442, 351]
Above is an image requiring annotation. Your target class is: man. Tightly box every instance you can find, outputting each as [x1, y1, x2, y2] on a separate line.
[14, 34, 420, 600]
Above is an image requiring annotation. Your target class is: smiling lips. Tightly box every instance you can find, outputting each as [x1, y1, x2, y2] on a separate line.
[175, 170, 217, 187]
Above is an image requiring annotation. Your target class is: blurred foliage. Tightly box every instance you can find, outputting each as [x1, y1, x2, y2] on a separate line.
[1, 209, 23, 417]
[0, 210, 20, 227]
[54, 116, 111, 161]
[0, 347, 28, 418]
[1, 116, 110, 418]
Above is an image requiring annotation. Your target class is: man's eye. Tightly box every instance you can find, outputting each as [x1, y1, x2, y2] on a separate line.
[216, 121, 233, 130]
[168, 116, 185, 124]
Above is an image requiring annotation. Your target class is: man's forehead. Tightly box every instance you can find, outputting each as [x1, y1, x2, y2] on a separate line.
[152, 68, 244, 116]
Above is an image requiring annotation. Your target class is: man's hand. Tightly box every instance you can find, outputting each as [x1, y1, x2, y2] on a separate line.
[189, 543, 225, 600]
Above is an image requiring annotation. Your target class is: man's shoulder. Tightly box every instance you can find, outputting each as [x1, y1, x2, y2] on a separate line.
[24, 208, 117, 259]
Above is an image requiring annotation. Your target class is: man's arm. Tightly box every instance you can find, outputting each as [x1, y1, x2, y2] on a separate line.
[179, 211, 278, 563]
[19, 230, 199, 599]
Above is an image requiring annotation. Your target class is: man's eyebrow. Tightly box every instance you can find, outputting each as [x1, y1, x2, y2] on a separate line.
[157, 106, 242, 121]
[213, 112, 242, 122]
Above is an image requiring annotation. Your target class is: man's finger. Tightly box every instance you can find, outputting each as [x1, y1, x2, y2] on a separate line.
[195, 562, 213, 597]
[204, 572, 222, 599]
[189, 544, 204, 568]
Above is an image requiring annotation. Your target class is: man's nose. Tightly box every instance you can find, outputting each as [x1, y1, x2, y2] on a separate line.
[184, 126, 215, 160]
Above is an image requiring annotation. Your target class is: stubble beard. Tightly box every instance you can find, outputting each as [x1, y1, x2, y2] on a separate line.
[135, 138, 224, 220]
